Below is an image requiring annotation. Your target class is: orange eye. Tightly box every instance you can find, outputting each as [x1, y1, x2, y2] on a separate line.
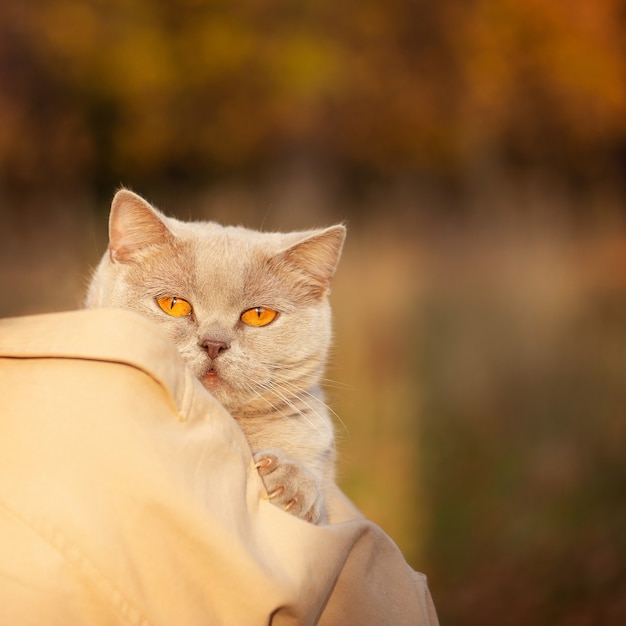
[240, 307, 278, 327]
[156, 296, 193, 317]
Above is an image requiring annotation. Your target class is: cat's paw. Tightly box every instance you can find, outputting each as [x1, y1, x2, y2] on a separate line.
[254, 450, 326, 524]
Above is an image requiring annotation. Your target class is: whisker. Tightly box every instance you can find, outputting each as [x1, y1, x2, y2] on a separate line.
[266, 375, 348, 438]
[277, 378, 350, 438]
[248, 378, 333, 437]
[236, 357, 349, 437]
[320, 377, 351, 390]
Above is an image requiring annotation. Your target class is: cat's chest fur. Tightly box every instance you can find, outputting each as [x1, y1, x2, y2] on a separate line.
[86, 189, 346, 523]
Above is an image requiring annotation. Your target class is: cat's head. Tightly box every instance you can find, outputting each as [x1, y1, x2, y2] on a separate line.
[86, 189, 346, 416]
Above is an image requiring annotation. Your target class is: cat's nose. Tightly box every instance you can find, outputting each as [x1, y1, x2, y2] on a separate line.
[201, 339, 229, 360]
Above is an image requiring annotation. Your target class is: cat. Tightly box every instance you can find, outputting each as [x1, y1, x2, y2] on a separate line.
[86, 189, 346, 524]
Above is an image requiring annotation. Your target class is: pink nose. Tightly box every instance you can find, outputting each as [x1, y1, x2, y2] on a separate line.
[201, 339, 229, 360]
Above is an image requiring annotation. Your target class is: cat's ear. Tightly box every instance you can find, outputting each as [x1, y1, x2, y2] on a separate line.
[279, 225, 346, 298]
[108, 189, 174, 263]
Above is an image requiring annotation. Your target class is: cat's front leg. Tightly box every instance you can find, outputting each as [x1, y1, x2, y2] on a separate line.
[254, 450, 327, 524]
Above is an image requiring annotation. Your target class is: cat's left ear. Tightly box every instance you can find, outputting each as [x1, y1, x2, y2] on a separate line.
[280, 225, 346, 298]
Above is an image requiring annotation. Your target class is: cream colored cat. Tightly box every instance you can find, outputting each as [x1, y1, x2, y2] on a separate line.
[86, 189, 345, 524]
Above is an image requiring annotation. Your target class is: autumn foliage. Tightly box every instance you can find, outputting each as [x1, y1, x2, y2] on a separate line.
[1, 0, 625, 197]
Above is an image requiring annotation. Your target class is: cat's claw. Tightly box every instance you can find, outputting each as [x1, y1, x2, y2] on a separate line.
[267, 486, 284, 499]
[254, 450, 326, 524]
[254, 457, 273, 470]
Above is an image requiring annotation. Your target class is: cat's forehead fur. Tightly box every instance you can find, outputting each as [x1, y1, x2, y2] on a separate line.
[167, 217, 321, 273]
[167, 216, 316, 249]
[159, 219, 316, 311]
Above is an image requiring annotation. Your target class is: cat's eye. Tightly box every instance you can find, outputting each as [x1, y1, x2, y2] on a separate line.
[156, 296, 193, 317]
[240, 307, 278, 327]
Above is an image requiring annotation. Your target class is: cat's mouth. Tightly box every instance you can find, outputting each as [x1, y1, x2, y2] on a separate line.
[200, 367, 224, 390]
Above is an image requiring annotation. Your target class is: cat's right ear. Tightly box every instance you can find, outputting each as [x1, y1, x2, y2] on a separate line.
[108, 189, 174, 263]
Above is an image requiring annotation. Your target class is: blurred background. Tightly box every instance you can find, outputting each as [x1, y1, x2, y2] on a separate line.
[1, 1, 625, 623]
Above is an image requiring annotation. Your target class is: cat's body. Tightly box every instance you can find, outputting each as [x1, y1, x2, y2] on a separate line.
[86, 189, 345, 523]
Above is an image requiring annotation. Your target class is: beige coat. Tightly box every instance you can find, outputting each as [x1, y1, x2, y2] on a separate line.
[0, 309, 438, 625]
